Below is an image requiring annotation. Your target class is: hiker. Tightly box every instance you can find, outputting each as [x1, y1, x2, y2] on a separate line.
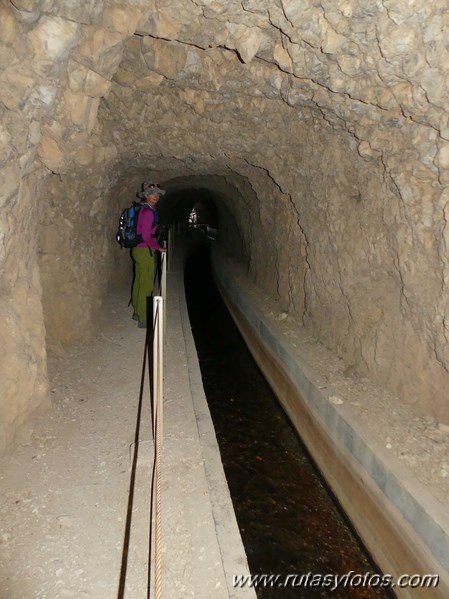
[131, 182, 166, 328]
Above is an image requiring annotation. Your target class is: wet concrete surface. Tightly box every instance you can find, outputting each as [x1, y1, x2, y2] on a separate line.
[185, 245, 396, 599]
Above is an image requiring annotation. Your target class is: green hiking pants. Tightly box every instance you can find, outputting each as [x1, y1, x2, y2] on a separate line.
[131, 247, 155, 324]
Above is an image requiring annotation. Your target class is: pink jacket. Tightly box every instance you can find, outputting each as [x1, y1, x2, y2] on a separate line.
[136, 206, 161, 250]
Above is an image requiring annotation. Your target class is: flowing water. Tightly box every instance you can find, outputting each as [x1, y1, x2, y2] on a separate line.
[185, 245, 395, 599]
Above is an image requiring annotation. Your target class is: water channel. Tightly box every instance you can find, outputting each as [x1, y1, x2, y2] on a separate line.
[184, 243, 395, 599]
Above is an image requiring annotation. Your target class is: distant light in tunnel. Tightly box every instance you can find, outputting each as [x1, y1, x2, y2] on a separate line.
[189, 207, 198, 225]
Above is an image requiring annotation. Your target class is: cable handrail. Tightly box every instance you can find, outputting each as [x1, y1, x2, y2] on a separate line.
[148, 222, 186, 597]
[150, 295, 164, 599]
[147, 238, 169, 598]
[149, 221, 193, 597]
[121, 225, 194, 599]
[150, 219, 194, 596]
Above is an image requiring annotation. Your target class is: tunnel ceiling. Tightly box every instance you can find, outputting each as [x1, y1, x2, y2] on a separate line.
[2, 0, 449, 450]
[29, 0, 449, 179]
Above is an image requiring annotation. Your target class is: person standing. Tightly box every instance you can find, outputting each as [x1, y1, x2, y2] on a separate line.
[131, 182, 166, 328]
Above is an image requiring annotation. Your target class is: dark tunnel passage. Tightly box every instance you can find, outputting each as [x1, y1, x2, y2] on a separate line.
[156, 187, 219, 230]
[148, 181, 249, 267]
[184, 242, 395, 599]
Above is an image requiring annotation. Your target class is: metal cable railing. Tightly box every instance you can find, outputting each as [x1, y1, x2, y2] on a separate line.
[147, 239, 169, 598]
[150, 295, 164, 599]
[119, 223, 190, 599]
[148, 220, 193, 597]
[118, 246, 166, 599]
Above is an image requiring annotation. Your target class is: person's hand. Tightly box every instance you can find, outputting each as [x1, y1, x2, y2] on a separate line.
[159, 248, 167, 253]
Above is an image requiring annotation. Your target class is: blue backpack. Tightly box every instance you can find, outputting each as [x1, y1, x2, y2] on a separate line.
[116, 203, 159, 248]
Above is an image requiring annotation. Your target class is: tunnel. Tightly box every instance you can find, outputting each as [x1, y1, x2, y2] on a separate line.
[1, 1, 449, 596]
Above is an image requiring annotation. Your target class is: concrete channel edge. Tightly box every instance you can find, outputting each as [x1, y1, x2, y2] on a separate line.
[172, 251, 257, 599]
[212, 251, 449, 599]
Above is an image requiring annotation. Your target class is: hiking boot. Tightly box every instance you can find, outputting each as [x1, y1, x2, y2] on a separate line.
[138, 321, 147, 329]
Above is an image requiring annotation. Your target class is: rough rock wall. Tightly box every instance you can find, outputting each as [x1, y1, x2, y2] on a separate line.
[2, 0, 449, 450]
[0, 0, 152, 451]
[100, 0, 449, 420]
[101, 16, 449, 418]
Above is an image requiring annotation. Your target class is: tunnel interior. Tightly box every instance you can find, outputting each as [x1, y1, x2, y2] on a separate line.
[157, 187, 219, 229]
[3, 4, 449, 594]
[1, 1, 449, 463]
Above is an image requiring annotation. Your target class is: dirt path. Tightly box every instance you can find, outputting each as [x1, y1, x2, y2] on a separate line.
[0, 284, 155, 598]
[0, 270, 253, 599]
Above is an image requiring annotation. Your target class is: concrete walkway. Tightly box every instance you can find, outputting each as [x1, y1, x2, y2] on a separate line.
[0, 251, 255, 599]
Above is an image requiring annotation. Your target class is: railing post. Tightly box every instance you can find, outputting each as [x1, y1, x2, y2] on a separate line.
[152, 296, 164, 441]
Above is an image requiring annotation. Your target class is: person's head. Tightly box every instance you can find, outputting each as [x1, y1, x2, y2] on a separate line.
[137, 182, 166, 206]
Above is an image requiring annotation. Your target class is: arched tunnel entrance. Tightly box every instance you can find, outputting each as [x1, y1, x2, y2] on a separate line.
[2, 1, 449, 596]
[157, 187, 219, 231]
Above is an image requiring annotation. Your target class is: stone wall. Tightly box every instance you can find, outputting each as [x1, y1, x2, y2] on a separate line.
[0, 0, 150, 451]
[1, 0, 449, 450]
